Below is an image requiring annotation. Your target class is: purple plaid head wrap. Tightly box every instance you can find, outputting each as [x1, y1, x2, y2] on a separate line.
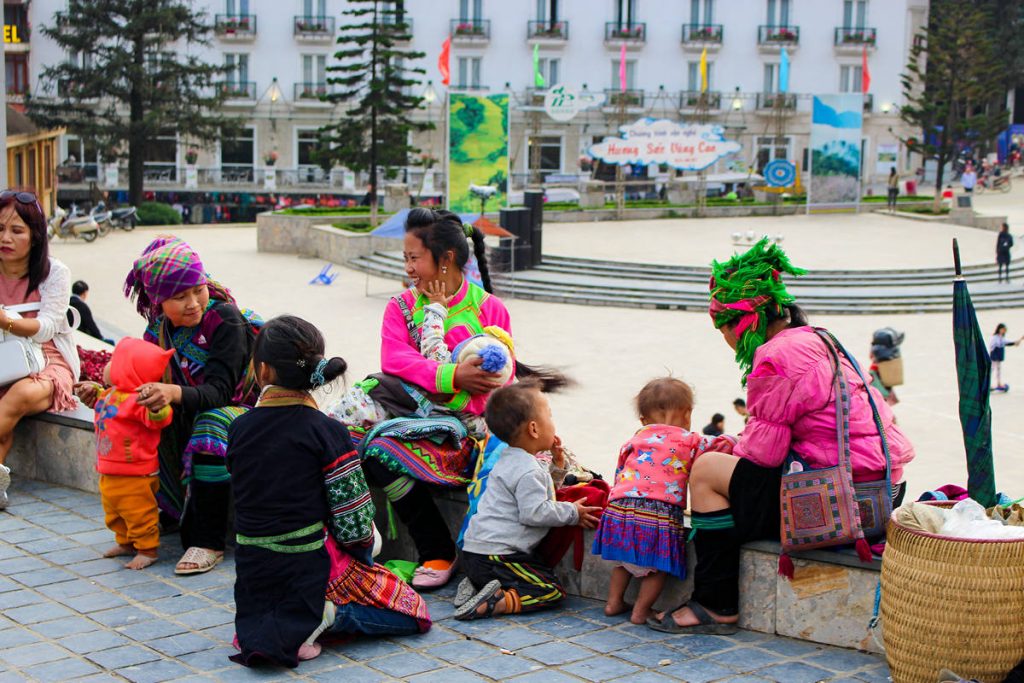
[124, 235, 208, 322]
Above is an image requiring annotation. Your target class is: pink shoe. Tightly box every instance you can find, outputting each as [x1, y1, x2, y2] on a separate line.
[297, 642, 321, 661]
[412, 558, 457, 590]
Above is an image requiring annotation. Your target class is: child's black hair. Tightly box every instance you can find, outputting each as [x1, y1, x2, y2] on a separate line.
[72, 280, 89, 296]
[733, 398, 746, 408]
[711, 412, 725, 424]
[405, 207, 492, 293]
[253, 315, 347, 391]
[995, 323, 1008, 335]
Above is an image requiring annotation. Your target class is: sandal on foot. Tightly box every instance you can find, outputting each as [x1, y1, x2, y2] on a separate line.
[175, 547, 223, 575]
[454, 580, 502, 621]
[646, 601, 739, 635]
[454, 577, 476, 608]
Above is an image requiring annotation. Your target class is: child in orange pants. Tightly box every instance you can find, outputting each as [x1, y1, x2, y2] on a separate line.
[94, 338, 175, 569]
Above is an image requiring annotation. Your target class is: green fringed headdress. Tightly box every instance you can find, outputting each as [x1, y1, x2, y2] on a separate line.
[709, 238, 806, 380]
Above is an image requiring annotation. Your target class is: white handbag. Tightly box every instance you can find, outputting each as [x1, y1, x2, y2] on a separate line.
[0, 303, 53, 387]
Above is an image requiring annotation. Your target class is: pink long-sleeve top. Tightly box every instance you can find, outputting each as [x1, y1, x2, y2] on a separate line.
[734, 326, 915, 483]
[380, 279, 513, 416]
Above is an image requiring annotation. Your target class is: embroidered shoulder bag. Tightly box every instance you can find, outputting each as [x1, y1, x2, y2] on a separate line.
[779, 329, 892, 561]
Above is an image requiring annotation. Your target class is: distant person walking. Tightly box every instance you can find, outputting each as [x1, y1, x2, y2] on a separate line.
[70, 280, 107, 342]
[997, 223, 1014, 284]
[961, 163, 977, 195]
[989, 323, 1022, 392]
[886, 167, 899, 211]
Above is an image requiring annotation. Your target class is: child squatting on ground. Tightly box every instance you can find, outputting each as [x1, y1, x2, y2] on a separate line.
[93, 338, 175, 570]
[593, 378, 736, 624]
[455, 380, 603, 620]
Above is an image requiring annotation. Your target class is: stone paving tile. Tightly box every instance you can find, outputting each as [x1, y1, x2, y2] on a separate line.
[0, 481, 895, 683]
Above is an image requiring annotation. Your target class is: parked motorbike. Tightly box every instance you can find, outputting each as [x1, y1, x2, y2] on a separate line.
[47, 205, 100, 242]
[90, 202, 112, 237]
[109, 205, 137, 230]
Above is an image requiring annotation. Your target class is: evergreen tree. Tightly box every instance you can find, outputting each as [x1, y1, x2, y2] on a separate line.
[27, 0, 238, 207]
[900, 0, 1007, 209]
[318, 1, 431, 223]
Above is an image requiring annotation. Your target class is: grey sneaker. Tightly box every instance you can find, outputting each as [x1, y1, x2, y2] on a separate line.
[453, 577, 475, 608]
[0, 464, 10, 510]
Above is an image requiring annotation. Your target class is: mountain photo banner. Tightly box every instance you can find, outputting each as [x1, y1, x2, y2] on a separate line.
[448, 93, 509, 214]
[808, 94, 863, 208]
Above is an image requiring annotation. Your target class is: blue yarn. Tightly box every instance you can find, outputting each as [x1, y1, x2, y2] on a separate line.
[478, 344, 508, 373]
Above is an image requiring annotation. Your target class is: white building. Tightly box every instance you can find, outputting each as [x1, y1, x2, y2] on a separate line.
[13, 0, 929, 204]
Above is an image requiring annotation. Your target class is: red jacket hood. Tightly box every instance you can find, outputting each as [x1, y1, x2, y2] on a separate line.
[110, 338, 174, 390]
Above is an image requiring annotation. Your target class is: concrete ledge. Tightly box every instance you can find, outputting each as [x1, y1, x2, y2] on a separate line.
[373, 487, 881, 653]
[9, 404, 97, 494]
[256, 211, 401, 261]
[543, 204, 804, 222]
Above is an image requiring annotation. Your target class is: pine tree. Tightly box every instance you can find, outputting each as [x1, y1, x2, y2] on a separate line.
[27, 0, 238, 207]
[900, 0, 1007, 210]
[318, 0, 432, 224]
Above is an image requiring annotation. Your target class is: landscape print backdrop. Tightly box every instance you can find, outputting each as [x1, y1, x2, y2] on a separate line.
[448, 93, 509, 213]
[809, 94, 863, 206]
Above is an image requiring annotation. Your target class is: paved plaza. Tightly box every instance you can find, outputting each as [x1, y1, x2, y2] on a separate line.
[0, 479, 891, 682]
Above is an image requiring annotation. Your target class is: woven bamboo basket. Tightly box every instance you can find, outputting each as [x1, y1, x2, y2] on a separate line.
[881, 508, 1024, 683]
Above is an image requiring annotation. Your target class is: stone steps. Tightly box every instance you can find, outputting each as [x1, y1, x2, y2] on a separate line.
[349, 251, 1024, 314]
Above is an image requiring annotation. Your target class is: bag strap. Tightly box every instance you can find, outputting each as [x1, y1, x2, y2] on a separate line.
[5, 303, 41, 314]
[393, 292, 421, 347]
[814, 329, 855, 487]
[818, 329, 893, 495]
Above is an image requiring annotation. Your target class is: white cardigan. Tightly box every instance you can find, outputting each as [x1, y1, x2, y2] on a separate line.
[26, 257, 81, 381]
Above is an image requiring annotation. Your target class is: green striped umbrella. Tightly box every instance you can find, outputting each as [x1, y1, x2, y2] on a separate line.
[952, 239, 997, 507]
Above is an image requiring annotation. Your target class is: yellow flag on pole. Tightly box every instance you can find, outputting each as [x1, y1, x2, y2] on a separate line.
[699, 48, 708, 93]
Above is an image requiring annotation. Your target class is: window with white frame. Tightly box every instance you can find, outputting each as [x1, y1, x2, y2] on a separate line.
[766, 0, 791, 26]
[224, 53, 249, 85]
[63, 135, 100, 179]
[528, 136, 562, 179]
[689, 0, 714, 24]
[459, 0, 482, 20]
[687, 60, 713, 92]
[839, 65, 863, 92]
[611, 59, 636, 90]
[536, 0, 559, 21]
[763, 63, 777, 92]
[537, 58, 560, 87]
[303, 0, 326, 17]
[755, 135, 790, 172]
[302, 54, 327, 87]
[615, 0, 638, 25]
[843, 0, 866, 28]
[145, 129, 178, 181]
[457, 57, 481, 88]
[221, 126, 255, 179]
[227, 0, 249, 15]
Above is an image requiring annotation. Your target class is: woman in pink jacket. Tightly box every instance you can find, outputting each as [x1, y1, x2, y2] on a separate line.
[362, 208, 512, 590]
[650, 239, 915, 635]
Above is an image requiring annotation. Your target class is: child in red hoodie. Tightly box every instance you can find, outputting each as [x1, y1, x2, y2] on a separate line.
[94, 338, 175, 569]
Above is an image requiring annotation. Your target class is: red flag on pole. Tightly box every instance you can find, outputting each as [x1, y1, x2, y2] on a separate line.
[439, 37, 451, 86]
[862, 46, 871, 94]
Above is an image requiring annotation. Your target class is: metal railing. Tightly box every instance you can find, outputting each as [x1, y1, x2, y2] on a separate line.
[758, 25, 799, 45]
[294, 82, 333, 100]
[756, 92, 797, 110]
[450, 19, 490, 39]
[605, 22, 646, 42]
[681, 23, 723, 43]
[679, 90, 722, 109]
[527, 20, 568, 40]
[604, 88, 645, 107]
[834, 26, 876, 46]
[220, 81, 256, 100]
[293, 15, 335, 36]
[214, 14, 257, 36]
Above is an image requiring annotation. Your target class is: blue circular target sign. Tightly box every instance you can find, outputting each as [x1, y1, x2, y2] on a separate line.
[764, 159, 796, 187]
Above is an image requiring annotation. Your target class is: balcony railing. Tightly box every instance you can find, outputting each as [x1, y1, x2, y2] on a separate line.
[527, 20, 568, 40]
[756, 92, 797, 110]
[679, 90, 722, 110]
[605, 22, 646, 43]
[293, 15, 335, 38]
[604, 88, 644, 108]
[758, 25, 799, 45]
[452, 83, 489, 92]
[215, 14, 257, 38]
[294, 82, 333, 101]
[220, 81, 256, 100]
[450, 19, 490, 40]
[863, 92, 874, 113]
[681, 24, 723, 44]
[835, 26, 877, 46]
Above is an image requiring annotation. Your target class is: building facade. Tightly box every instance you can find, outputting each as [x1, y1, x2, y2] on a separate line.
[18, 0, 929, 203]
